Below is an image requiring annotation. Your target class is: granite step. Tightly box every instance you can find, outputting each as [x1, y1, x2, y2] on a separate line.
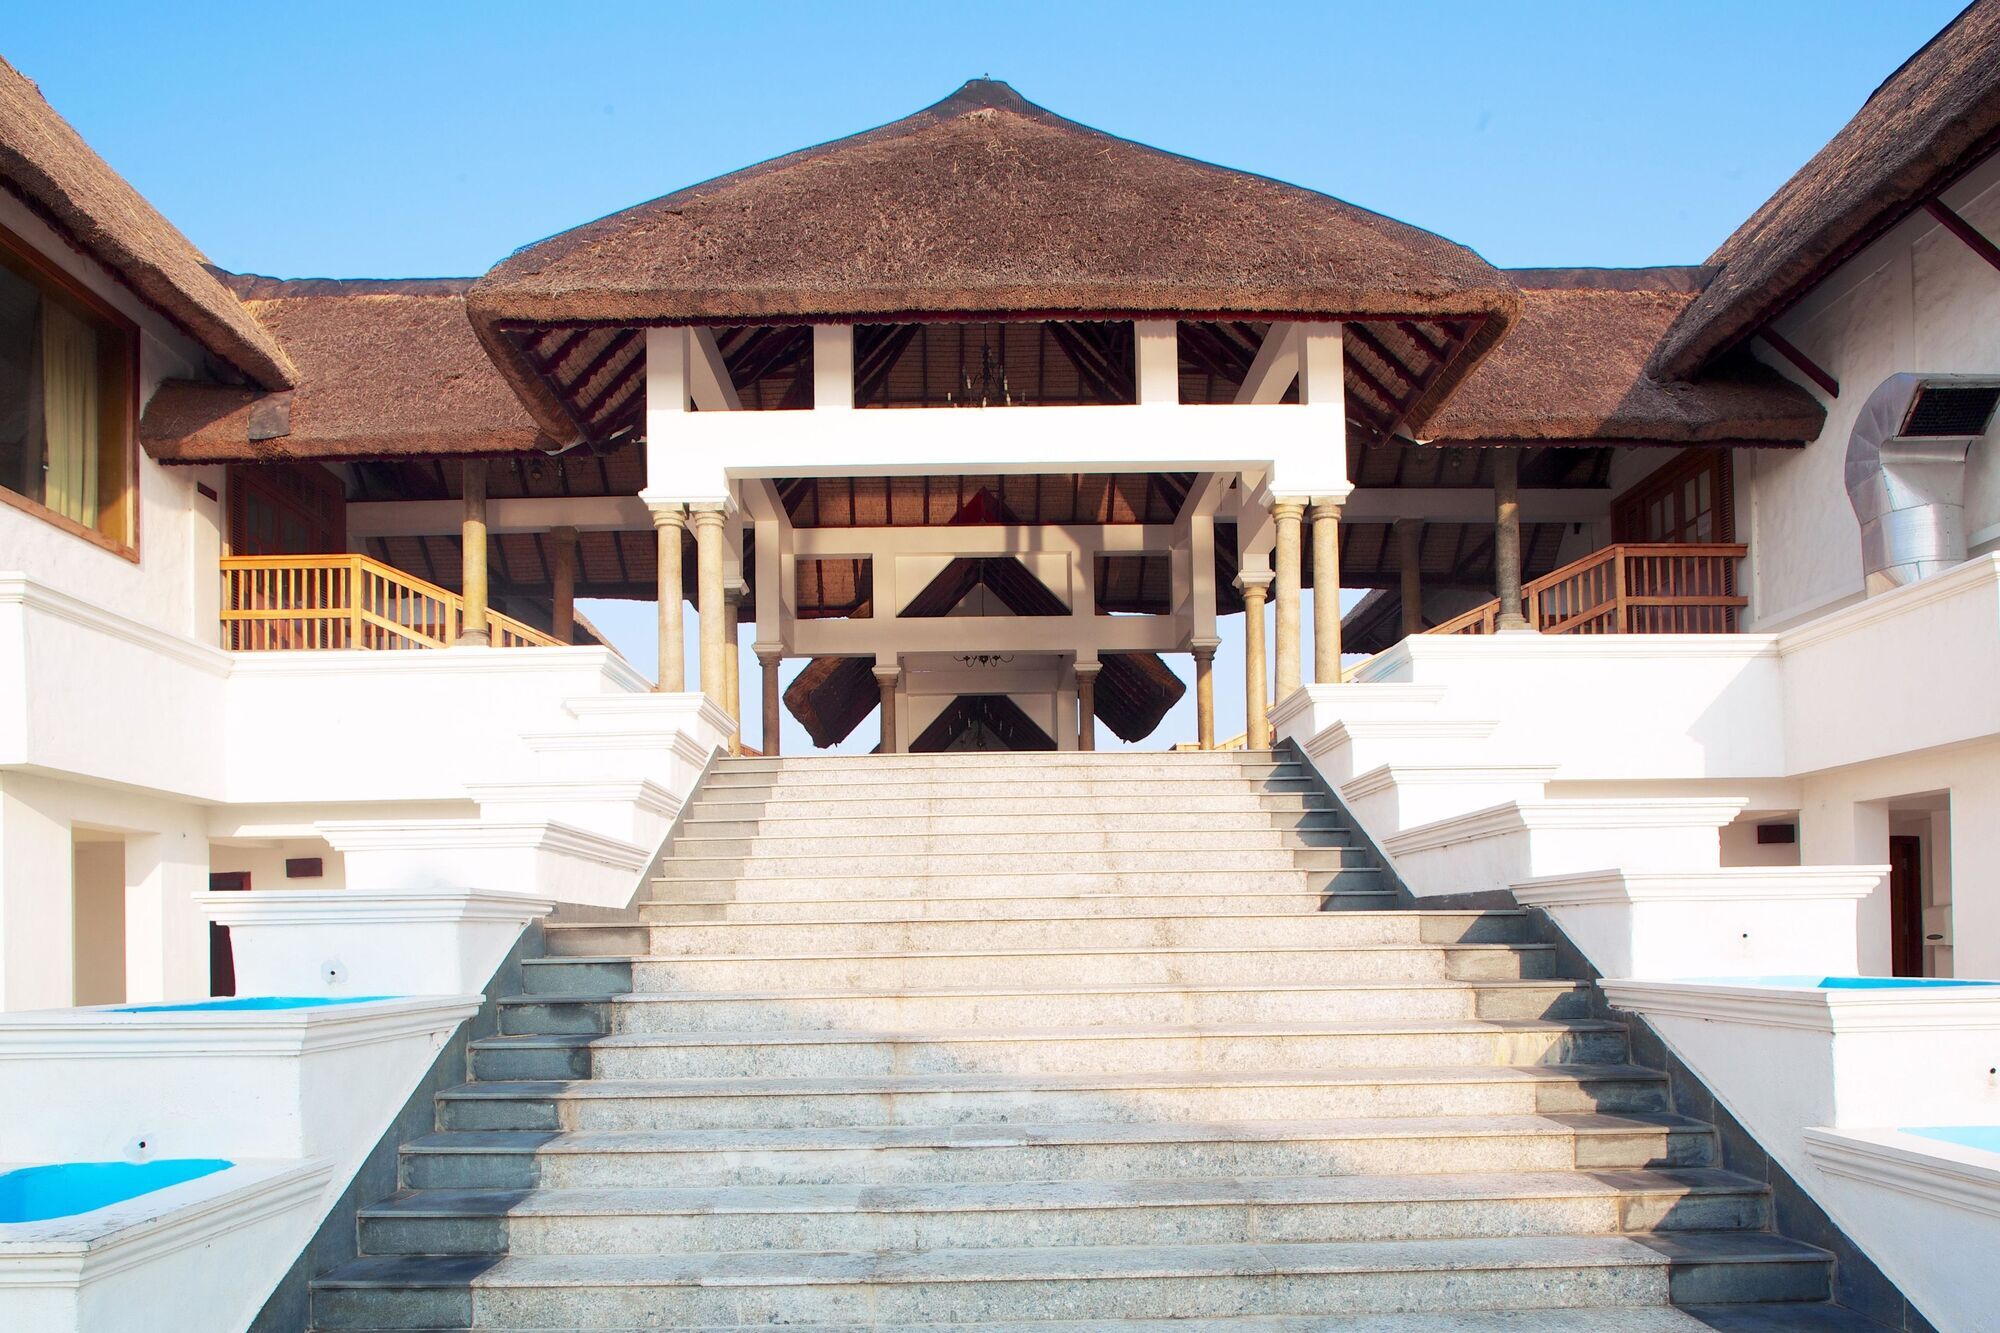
[663, 826, 1356, 856]
[711, 751, 1293, 772]
[495, 980, 1595, 1038]
[466, 1018, 1631, 1081]
[548, 911, 1531, 959]
[696, 776, 1323, 800]
[678, 807, 1349, 836]
[686, 791, 1338, 818]
[637, 890, 1369, 923]
[645, 866, 1387, 900]
[310, 1232, 1829, 1328]
[435, 1064, 1667, 1132]
[354, 1167, 1770, 1257]
[397, 1112, 1720, 1191]
[653, 846, 1365, 877]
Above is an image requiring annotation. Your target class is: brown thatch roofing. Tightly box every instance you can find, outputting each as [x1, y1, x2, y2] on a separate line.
[142, 277, 555, 463]
[1425, 269, 1823, 446]
[0, 58, 293, 390]
[1650, 0, 2000, 378]
[468, 79, 1520, 445]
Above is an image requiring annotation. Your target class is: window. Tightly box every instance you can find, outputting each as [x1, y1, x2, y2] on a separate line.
[1613, 448, 1733, 544]
[0, 223, 138, 551]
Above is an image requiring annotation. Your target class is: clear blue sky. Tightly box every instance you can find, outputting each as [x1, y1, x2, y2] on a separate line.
[6, 1, 1966, 751]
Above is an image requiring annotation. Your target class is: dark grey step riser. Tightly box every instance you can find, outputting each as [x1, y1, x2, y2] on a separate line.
[466, 1029, 1634, 1081]
[494, 985, 1596, 1037]
[437, 1079, 1668, 1132]
[400, 1128, 1718, 1191]
[311, 1255, 1828, 1329]
[355, 1188, 1770, 1258]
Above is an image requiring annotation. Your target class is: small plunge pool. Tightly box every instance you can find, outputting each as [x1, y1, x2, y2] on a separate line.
[1688, 976, 2000, 989]
[1905, 1126, 2000, 1155]
[111, 995, 394, 1013]
[0, 1159, 232, 1224]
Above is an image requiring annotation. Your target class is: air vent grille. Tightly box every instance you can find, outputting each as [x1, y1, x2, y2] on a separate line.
[1901, 384, 2000, 438]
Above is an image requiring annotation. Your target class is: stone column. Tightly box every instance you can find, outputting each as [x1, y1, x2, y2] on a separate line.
[756, 645, 782, 757]
[873, 663, 901, 754]
[1239, 571, 1273, 750]
[722, 585, 743, 755]
[650, 506, 686, 691]
[1311, 499, 1343, 680]
[549, 525, 578, 643]
[1074, 660, 1100, 752]
[692, 505, 728, 706]
[1272, 501, 1305, 700]
[1493, 449, 1530, 631]
[1190, 638, 1218, 751]
[1396, 518, 1424, 639]
[456, 460, 490, 645]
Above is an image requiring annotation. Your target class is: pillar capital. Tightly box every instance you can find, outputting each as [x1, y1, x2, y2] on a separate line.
[753, 642, 784, 667]
[688, 502, 729, 531]
[1236, 569, 1274, 597]
[871, 663, 902, 687]
[1188, 636, 1220, 663]
[647, 503, 687, 532]
[1271, 498, 1308, 522]
[1072, 659, 1103, 682]
[1310, 498, 1345, 522]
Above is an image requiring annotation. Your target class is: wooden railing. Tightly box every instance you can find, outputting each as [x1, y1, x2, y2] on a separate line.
[1428, 543, 1748, 638]
[220, 554, 564, 651]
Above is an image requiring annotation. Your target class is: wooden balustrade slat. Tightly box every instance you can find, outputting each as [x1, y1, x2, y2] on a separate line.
[221, 553, 563, 652]
[1422, 543, 1747, 641]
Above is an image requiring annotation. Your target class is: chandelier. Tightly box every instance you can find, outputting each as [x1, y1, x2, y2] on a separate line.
[952, 652, 1015, 668]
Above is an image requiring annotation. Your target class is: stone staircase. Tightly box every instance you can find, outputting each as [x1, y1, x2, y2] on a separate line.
[308, 750, 1865, 1330]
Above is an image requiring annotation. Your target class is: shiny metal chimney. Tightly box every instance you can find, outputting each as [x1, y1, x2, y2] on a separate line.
[1846, 373, 2000, 594]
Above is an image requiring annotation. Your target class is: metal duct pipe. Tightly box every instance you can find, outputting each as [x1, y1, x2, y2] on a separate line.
[1846, 372, 2000, 594]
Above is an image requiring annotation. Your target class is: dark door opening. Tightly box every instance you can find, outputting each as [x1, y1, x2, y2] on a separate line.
[208, 870, 250, 996]
[1889, 835, 1924, 978]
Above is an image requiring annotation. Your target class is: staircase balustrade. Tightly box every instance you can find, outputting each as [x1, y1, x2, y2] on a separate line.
[220, 553, 564, 651]
[1427, 542, 1747, 637]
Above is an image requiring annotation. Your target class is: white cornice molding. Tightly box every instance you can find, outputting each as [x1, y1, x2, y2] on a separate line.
[192, 888, 554, 928]
[1512, 866, 1887, 909]
[0, 575, 230, 677]
[0, 995, 480, 1060]
[316, 818, 650, 871]
[1341, 763, 1558, 801]
[1268, 683, 1446, 728]
[1401, 633, 1782, 664]
[1299, 718, 1498, 762]
[463, 777, 680, 818]
[1777, 553, 2000, 655]
[1805, 1128, 2000, 1219]
[1602, 978, 2000, 1034]
[0, 1159, 333, 1286]
[226, 646, 650, 693]
[1384, 797, 1747, 857]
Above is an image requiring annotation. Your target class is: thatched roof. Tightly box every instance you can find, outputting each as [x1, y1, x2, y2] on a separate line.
[1651, 0, 2000, 378]
[0, 58, 293, 390]
[141, 277, 554, 463]
[1425, 268, 1824, 446]
[469, 79, 1520, 445]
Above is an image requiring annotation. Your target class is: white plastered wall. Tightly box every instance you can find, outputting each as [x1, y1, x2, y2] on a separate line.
[1743, 152, 2000, 630]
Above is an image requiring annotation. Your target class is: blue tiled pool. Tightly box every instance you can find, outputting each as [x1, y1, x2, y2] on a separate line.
[1905, 1126, 2000, 1154]
[1690, 976, 2000, 989]
[0, 1159, 232, 1223]
[111, 996, 394, 1013]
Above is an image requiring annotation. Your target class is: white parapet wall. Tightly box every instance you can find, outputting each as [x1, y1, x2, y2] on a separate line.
[1604, 978, 2000, 1333]
[0, 995, 476, 1333]
[1513, 868, 1884, 978]
[194, 890, 553, 997]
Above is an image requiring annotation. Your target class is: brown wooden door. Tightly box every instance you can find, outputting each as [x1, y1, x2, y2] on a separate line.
[208, 870, 250, 996]
[1889, 835, 1924, 978]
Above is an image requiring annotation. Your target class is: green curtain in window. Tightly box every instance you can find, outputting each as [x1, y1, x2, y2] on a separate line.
[39, 300, 98, 526]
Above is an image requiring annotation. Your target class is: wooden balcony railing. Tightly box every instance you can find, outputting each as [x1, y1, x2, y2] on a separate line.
[220, 554, 564, 651]
[1427, 543, 1748, 638]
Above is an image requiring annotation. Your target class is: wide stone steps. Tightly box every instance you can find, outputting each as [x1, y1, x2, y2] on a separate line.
[310, 749, 1850, 1330]
[397, 1112, 1723, 1191]
[311, 1232, 1829, 1329]
[546, 911, 1528, 959]
[495, 980, 1595, 1037]
[354, 1167, 1769, 1257]
[467, 1018, 1630, 1081]
[434, 1064, 1668, 1133]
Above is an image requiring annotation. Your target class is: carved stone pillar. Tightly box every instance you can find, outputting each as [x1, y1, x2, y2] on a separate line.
[756, 645, 782, 757]
[1311, 499, 1343, 680]
[1239, 570, 1273, 750]
[549, 525, 578, 643]
[456, 460, 489, 646]
[1190, 638, 1218, 751]
[722, 585, 743, 755]
[691, 505, 728, 705]
[1494, 449, 1530, 631]
[650, 506, 685, 691]
[1272, 500, 1305, 699]
[1074, 660, 1100, 752]
[873, 663, 901, 754]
